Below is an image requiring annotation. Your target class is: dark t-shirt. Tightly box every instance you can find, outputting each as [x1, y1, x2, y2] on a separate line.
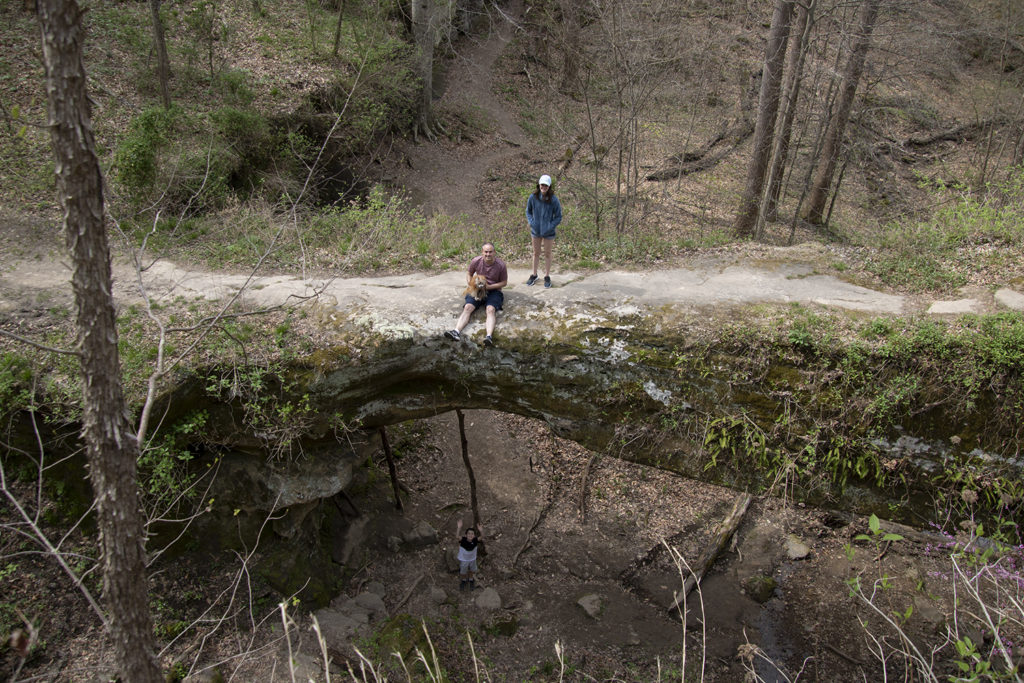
[468, 256, 508, 287]
[459, 537, 480, 552]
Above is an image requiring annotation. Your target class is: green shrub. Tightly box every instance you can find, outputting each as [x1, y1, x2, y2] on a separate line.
[312, 35, 418, 148]
[138, 410, 209, 508]
[113, 106, 183, 191]
[214, 69, 255, 106]
[115, 104, 284, 214]
[210, 105, 277, 184]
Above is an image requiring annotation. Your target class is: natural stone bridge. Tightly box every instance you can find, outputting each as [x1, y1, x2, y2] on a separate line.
[137, 247, 1024, 543]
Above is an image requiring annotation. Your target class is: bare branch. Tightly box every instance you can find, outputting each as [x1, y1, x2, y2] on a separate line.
[0, 328, 78, 356]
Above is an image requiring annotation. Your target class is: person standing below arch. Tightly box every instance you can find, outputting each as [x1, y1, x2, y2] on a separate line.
[525, 174, 562, 288]
[456, 521, 483, 591]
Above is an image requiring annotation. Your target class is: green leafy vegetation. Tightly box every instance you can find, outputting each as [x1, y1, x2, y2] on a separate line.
[864, 171, 1024, 292]
[686, 306, 1024, 528]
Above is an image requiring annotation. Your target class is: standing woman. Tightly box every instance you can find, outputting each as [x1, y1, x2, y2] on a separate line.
[526, 174, 562, 288]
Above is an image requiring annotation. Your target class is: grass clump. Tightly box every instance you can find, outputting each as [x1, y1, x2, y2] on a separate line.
[864, 171, 1024, 292]
[173, 186, 486, 274]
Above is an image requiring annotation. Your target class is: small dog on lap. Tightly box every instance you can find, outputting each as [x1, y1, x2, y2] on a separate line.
[464, 273, 488, 301]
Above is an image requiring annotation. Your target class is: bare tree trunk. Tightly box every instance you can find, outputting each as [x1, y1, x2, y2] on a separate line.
[455, 409, 480, 529]
[378, 427, 404, 511]
[411, 0, 439, 140]
[734, 0, 794, 237]
[332, 0, 347, 58]
[558, 0, 581, 93]
[148, 0, 172, 109]
[802, 0, 880, 225]
[37, 1, 161, 681]
[765, 0, 813, 222]
[581, 76, 605, 240]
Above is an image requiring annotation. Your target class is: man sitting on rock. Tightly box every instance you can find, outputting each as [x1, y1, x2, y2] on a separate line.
[445, 242, 507, 346]
[456, 521, 483, 591]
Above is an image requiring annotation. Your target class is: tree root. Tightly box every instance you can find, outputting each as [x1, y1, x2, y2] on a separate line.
[577, 453, 599, 523]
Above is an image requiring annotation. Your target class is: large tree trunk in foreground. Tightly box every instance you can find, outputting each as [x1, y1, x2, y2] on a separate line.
[802, 0, 881, 225]
[735, 0, 794, 237]
[38, 1, 162, 681]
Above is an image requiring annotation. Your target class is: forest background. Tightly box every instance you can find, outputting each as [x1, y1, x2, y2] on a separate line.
[2, 0, 1024, 680]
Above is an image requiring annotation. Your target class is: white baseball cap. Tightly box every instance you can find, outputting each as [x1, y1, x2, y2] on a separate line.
[538, 174, 552, 186]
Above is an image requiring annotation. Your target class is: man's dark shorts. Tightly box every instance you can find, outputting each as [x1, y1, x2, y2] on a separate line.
[464, 290, 504, 311]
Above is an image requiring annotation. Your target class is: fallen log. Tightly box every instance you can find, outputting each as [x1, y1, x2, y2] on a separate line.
[904, 117, 1008, 148]
[666, 492, 753, 614]
[646, 120, 754, 181]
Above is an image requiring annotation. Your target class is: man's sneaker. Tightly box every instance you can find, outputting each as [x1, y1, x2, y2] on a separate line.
[544, 275, 552, 288]
[460, 580, 467, 591]
[468, 580, 476, 590]
[445, 329, 460, 341]
[526, 274, 538, 286]
[483, 335, 493, 347]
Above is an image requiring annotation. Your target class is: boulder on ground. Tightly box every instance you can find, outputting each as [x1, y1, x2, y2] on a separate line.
[354, 591, 387, 615]
[429, 587, 448, 605]
[475, 587, 501, 611]
[576, 593, 603, 619]
[743, 574, 777, 604]
[403, 521, 438, 549]
[784, 534, 811, 560]
[313, 609, 362, 655]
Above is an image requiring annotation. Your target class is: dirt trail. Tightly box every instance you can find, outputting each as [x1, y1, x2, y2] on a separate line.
[382, 1, 527, 219]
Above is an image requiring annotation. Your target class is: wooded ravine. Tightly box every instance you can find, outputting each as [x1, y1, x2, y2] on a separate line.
[2, 0, 1024, 681]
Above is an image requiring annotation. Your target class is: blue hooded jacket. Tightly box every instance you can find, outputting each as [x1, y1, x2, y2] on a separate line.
[527, 192, 562, 238]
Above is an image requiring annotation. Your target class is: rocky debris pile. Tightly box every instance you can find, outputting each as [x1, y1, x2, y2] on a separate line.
[314, 583, 388, 664]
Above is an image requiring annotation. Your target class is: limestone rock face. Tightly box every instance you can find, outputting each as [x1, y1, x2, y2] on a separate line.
[148, 300, 1021, 605]
[214, 444, 361, 516]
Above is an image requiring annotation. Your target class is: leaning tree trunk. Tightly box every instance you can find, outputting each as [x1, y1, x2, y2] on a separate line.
[37, 1, 162, 681]
[802, 0, 880, 225]
[558, 0, 581, 94]
[411, 0, 439, 140]
[734, 0, 794, 238]
[148, 0, 172, 109]
[332, 0, 347, 58]
[456, 409, 480, 529]
[765, 0, 813, 222]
